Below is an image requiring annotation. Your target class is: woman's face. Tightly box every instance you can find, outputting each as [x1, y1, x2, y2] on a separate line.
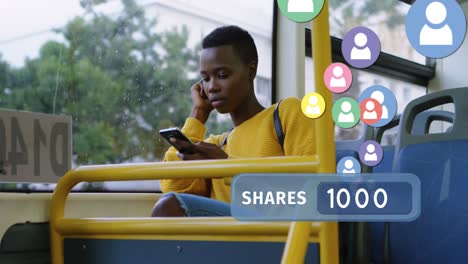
[199, 45, 254, 114]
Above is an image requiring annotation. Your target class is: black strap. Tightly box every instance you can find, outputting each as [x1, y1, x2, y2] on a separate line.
[274, 100, 284, 150]
[220, 128, 233, 149]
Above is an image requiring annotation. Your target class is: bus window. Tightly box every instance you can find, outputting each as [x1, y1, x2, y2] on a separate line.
[328, 0, 425, 64]
[0, 0, 273, 191]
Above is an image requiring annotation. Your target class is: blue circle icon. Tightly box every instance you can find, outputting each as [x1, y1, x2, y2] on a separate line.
[337, 156, 361, 174]
[406, 0, 467, 58]
[358, 85, 397, 127]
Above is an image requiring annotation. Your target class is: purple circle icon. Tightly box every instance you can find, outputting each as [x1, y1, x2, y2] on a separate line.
[359, 140, 383, 166]
[342, 27, 381, 68]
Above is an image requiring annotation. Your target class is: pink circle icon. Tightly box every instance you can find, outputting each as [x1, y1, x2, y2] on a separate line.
[324, 63, 352, 93]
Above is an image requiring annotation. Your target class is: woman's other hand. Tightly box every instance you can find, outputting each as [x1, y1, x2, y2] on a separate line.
[190, 81, 213, 124]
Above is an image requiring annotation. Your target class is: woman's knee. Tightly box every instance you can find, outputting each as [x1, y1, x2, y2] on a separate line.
[151, 193, 186, 217]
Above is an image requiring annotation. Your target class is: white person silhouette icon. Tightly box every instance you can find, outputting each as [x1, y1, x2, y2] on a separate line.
[288, 0, 314, 12]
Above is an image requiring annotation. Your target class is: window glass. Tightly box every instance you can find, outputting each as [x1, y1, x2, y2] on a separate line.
[327, 0, 426, 64]
[0, 0, 273, 191]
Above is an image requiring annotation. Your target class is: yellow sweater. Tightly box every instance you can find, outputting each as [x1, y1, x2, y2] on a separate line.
[160, 97, 316, 202]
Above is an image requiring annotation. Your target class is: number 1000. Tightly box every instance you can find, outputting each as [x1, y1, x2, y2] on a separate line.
[327, 188, 388, 209]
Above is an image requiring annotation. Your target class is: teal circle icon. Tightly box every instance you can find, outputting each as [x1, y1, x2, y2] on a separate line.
[277, 0, 325, 23]
[406, 0, 467, 58]
[332, 97, 360, 129]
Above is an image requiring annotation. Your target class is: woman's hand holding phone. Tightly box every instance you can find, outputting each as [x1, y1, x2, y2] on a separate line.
[160, 128, 228, 160]
[171, 138, 228, 161]
[190, 81, 213, 124]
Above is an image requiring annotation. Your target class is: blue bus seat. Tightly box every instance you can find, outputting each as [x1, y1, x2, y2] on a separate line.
[370, 109, 454, 264]
[389, 87, 468, 263]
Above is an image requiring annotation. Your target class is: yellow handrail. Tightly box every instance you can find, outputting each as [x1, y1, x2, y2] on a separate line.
[281, 0, 338, 263]
[54, 218, 322, 238]
[50, 156, 327, 264]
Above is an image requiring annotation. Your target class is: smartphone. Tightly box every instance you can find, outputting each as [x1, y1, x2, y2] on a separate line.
[159, 127, 195, 154]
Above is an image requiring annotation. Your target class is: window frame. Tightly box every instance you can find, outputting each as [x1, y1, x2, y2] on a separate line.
[305, 31, 435, 87]
[303, 0, 436, 88]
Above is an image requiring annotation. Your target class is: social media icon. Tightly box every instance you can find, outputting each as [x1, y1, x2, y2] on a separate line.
[342, 27, 381, 68]
[360, 98, 382, 125]
[277, 0, 325, 23]
[288, 0, 314, 12]
[406, 0, 467, 58]
[359, 140, 383, 166]
[359, 85, 397, 127]
[420, 2, 453, 46]
[324, 63, 352, 93]
[301, 92, 326, 118]
[332, 97, 360, 128]
[337, 156, 361, 174]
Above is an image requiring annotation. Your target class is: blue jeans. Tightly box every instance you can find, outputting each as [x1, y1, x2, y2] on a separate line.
[164, 192, 231, 217]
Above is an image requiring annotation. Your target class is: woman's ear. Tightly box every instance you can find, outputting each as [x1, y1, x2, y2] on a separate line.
[248, 62, 258, 80]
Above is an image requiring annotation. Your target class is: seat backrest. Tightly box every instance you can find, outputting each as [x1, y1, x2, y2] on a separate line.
[0, 223, 50, 253]
[389, 87, 468, 263]
[373, 110, 454, 173]
[412, 110, 455, 135]
[0, 222, 51, 264]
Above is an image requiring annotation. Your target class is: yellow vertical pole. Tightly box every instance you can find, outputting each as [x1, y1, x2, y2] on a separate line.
[50, 171, 72, 264]
[281, 0, 338, 263]
[281, 221, 312, 264]
[311, 0, 339, 263]
[313, 2, 335, 172]
[50, 220, 64, 264]
[312, 0, 339, 263]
